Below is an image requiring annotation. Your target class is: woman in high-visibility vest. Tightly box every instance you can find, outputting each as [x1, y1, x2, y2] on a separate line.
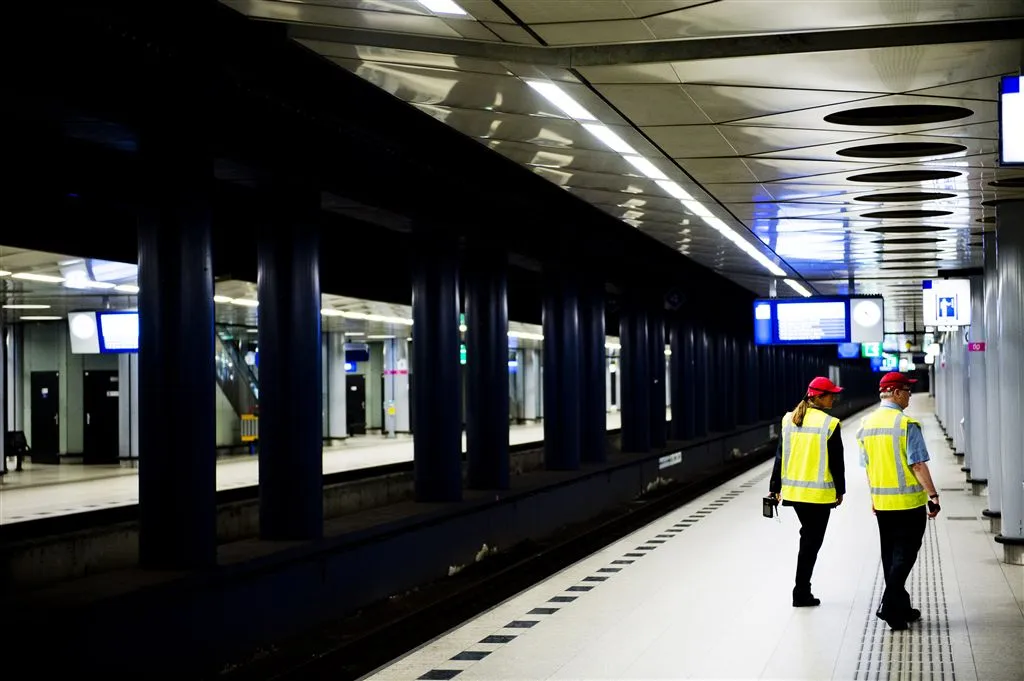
[769, 377, 846, 607]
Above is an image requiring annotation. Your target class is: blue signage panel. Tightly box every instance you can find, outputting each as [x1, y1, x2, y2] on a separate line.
[96, 311, 139, 353]
[837, 342, 860, 359]
[999, 74, 1023, 167]
[753, 296, 854, 346]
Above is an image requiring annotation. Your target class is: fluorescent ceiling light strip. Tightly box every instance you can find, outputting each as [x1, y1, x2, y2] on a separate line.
[655, 180, 694, 201]
[418, 0, 467, 15]
[321, 308, 345, 316]
[683, 200, 712, 218]
[12, 272, 65, 283]
[0, 271, 10, 277]
[623, 155, 668, 181]
[20, 316, 62, 321]
[213, 295, 232, 303]
[508, 330, 544, 341]
[784, 279, 813, 297]
[115, 284, 140, 294]
[232, 298, 259, 307]
[526, 81, 598, 121]
[4, 304, 50, 309]
[582, 123, 638, 155]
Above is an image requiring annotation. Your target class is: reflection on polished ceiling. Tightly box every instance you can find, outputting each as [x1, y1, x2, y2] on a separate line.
[221, 0, 1024, 326]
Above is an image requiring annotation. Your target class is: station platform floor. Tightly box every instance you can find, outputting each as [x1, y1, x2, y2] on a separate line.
[0, 412, 623, 525]
[363, 396, 1024, 681]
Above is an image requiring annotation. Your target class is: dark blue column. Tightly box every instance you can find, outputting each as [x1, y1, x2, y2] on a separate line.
[543, 269, 581, 470]
[580, 277, 607, 463]
[257, 185, 323, 540]
[412, 229, 462, 502]
[137, 129, 216, 570]
[649, 311, 667, 449]
[693, 327, 709, 438]
[742, 341, 758, 424]
[465, 246, 509, 489]
[620, 300, 651, 452]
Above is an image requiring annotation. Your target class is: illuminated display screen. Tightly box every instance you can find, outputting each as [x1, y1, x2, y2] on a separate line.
[753, 295, 883, 346]
[837, 343, 861, 359]
[97, 311, 139, 353]
[1000, 75, 1023, 166]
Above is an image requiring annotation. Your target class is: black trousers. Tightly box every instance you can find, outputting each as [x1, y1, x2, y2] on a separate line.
[791, 502, 832, 595]
[876, 505, 927, 617]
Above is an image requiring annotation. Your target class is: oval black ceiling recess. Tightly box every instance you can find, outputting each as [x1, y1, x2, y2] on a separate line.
[880, 265, 938, 271]
[976, 215, 996, 223]
[875, 247, 941, 254]
[873, 237, 943, 244]
[879, 257, 941, 264]
[837, 142, 967, 159]
[854, 191, 957, 203]
[862, 209, 953, 219]
[825, 104, 973, 126]
[988, 177, 1024, 188]
[982, 197, 1024, 207]
[866, 225, 949, 234]
[849, 169, 962, 183]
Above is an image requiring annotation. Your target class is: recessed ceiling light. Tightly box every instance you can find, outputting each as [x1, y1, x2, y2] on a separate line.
[418, 0, 467, 15]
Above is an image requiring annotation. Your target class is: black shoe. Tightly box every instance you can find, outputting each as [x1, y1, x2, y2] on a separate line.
[877, 607, 921, 623]
[885, 618, 909, 631]
[793, 594, 821, 607]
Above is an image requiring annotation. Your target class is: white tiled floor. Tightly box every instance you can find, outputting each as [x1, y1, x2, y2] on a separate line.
[0, 413, 623, 525]
[362, 397, 1024, 681]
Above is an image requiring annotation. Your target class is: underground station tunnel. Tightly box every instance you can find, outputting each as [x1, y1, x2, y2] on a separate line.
[1, 2, 1023, 679]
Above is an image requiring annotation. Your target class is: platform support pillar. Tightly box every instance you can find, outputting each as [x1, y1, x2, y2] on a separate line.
[327, 332, 347, 440]
[982, 232, 1003, 532]
[256, 184, 323, 540]
[580, 277, 607, 464]
[620, 298, 651, 452]
[966, 273, 988, 494]
[412, 228, 462, 502]
[995, 200, 1024, 563]
[542, 268, 581, 470]
[649, 310, 667, 450]
[465, 245, 510, 489]
[692, 327, 709, 438]
[137, 127, 217, 570]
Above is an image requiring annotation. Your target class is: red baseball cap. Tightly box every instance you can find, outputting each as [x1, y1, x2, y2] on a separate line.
[807, 376, 843, 396]
[880, 371, 917, 390]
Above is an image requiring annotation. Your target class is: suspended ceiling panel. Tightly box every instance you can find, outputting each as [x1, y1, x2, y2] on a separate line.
[221, 0, 1024, 328]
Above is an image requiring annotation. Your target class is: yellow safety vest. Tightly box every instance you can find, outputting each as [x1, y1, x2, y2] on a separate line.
[856, 408, 928, 511]
[780, 407, 839, 504]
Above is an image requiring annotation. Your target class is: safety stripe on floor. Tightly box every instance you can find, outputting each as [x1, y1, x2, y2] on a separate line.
[413, 480, 758, 680]
[854, 520, 956, 681]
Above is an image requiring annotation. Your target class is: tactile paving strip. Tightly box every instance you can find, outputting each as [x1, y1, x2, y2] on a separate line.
[853, 520, 956, 681]
[412, 482, 754, 680]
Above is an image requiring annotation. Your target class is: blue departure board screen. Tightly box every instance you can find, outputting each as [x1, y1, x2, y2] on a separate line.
[753, 296, 881, 346]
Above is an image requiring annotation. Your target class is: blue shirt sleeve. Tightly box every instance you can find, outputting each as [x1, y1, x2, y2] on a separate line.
[905, 422, 930, 465]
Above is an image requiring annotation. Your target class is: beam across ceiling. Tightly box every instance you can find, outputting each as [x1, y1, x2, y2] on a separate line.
[286, 17, 1024, 66]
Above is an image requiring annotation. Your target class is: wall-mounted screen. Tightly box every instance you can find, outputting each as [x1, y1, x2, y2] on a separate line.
[753, 295, 884, 345]
[97, 311, 139, 353]
[1000, 74, 1023, 166]
[68, 311, 101, 354]
[837, 342, 861, 359]
[922, 279, 971, 327]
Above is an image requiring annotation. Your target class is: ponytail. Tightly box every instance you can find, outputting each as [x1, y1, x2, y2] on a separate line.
[791, 398, 809, 427]
[792, 393, 829, 426]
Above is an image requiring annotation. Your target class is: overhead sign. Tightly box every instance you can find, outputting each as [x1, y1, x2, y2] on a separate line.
[922, 279, 972, 327]
[861, 342, 882, 358]
[999, 74, 1024, 166]
[753, 295, 884, 346]
[967, 342, 987, 352]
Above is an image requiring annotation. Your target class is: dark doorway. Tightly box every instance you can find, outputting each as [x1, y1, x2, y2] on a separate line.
[83, 370, 120, 464]
[347, 374, 366, 435]
[30, 371, 60, 464]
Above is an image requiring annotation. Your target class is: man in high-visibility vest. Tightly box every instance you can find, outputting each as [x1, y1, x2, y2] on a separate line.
[769, 376, 846, 607]
[857, 371, 940, 631]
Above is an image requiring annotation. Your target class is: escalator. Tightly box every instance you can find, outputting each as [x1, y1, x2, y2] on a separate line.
[215, 327, 259, 424]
